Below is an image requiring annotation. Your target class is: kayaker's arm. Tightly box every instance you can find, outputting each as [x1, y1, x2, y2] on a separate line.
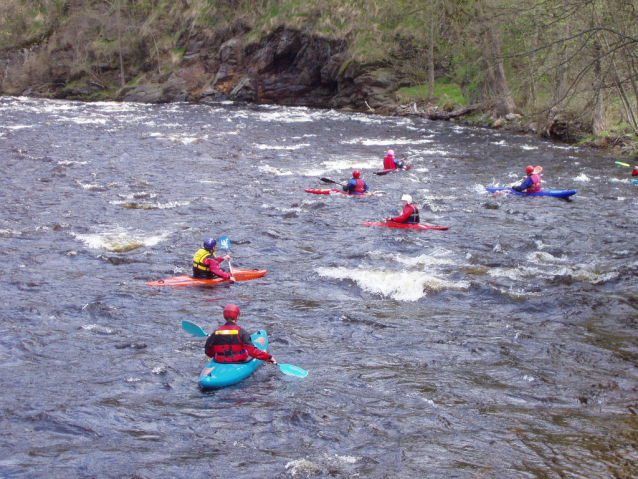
[239, 328, 276, 363]
[512, 176, 532, 192]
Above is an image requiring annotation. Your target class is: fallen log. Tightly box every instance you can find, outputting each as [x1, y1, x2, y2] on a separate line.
[425, 104, 483, 120]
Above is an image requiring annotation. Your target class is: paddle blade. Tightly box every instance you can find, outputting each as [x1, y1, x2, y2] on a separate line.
[616, 161, 631, 167]
[278, 364, 308, 377]
[320, 177, 338, 184]
[218, 236, 231, 251]
[533, 166, 543, 174]
[182, 320, 208, 337]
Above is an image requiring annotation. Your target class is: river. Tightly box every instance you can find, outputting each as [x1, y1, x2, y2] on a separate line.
[0, 96, 636, 478]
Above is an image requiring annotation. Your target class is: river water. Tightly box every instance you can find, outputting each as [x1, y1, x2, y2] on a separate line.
[0, 96, 636, 478]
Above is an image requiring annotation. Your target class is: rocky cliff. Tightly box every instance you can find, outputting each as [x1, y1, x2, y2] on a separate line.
[0, 26, 403, 114]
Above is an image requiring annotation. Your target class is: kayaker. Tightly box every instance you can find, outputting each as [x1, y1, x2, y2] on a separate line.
[385, 194, 420, 224]
[511, 165, 542, 193]
[192, 238, 235, 282]
[382, 150, 405, 170]
[632, 167, 638, 177]
[205, 304, 277, 364]
[343, 170, 369, 194]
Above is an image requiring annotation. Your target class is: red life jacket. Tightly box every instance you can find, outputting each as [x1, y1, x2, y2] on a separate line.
[383, 155, 397, 169]
[526, 173, 541, 193]
[207, 324, 249, 362]
[353, 178, 366, 193]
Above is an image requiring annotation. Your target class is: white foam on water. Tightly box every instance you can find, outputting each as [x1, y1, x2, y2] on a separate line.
[520, 144, 538, 150]
[414, 149, 449, 156]
[574, 173, 590, 182]
[253, 143, 310, 150]
[390, 252, 459, 267]
[285, 458, 322, 476]
[58, 160, 88, 166]
[76, 180, 106, 190]
[334, 454, 359, 464]
[488, 264, 618, 284]
[3, 125, 32, 129]
[527, 251, 569, 264]
[256, 110, 314, 123]
[67, 117, 108, 125]
[81, 324, 116, 334]
[341, 137, 434, 146]
[316, 266, 469, 302]
[72, 227, 168, 252]
[258, 165, 294, 176]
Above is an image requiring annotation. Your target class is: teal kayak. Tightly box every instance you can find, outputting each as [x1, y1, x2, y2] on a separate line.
[199, 330, 268, 388]
[633, 179, 638, 184]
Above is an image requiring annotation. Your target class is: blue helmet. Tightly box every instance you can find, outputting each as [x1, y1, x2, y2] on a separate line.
[203, 238, 216, 250]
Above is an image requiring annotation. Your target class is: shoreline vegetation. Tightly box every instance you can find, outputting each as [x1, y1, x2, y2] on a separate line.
[1, 0, 637, 157]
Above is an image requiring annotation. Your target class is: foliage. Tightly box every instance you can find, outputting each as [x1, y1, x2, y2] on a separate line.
[396, 81, 465, 106]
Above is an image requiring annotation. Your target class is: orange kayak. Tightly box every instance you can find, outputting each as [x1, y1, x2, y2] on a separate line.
[146, 268, 267, 287]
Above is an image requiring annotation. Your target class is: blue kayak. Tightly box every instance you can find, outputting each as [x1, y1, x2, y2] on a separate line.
[199, 330, 268, 388]
[633, 179, 638, 184]
[486, 187, 576, 198]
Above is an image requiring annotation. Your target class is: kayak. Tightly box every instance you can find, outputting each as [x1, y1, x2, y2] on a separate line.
[361, 221, 449, 231]
[146, 268, 267, 287]
[374, 165, 412, 175]
[304, 188, 384, 197]
[485, 187, 576, 198]
[633, 179, 638, 184]
[199, 330, 268, 388]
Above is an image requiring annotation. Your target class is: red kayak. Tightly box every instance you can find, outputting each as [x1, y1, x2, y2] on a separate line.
[374, 165, 412, 175]
[147, 268, 267, 287]
[361, 221, 449, 231]
[304, 188, 385, 197]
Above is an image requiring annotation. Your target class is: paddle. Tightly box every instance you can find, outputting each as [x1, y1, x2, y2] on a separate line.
[615, 161, 638, 168]
[217, 235, 236, 282]
[181, 320, 308, 377]
[320, 177, 346, 187]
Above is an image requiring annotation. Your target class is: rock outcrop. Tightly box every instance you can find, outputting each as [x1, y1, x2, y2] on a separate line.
[0, 26, 401, 113]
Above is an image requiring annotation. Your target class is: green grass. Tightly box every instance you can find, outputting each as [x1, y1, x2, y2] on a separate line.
[396, 81, 465, 106]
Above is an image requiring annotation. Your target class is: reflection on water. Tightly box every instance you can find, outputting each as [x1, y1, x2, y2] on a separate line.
[0, 96, 636, 478]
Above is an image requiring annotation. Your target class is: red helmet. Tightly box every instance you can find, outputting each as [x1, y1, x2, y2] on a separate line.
[525, 165, 535, 175]
[352, 170, 361, 178]
[223, 304, 240, 320]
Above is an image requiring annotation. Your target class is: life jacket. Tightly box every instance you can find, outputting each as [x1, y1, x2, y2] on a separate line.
[193, 249, 219, 277]
[206, 324, 249, 363]
[383, 155, 397, 169]
[406, 204, 420, 223]
[353, 178, 366, 193]
[526, 173, 541, 193]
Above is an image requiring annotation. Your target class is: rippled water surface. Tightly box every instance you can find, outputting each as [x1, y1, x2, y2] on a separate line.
[0, 96, 637, 478]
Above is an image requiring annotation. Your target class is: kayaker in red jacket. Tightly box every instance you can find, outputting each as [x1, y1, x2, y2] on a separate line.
[385, 194, 420, 224]
[192, 238, 235, 282]
[632, 168, 638, 177]
[343, 170, 369, 194]
[512, 165, 542, 193]
[382, 149, 405, 170]
[205, 304, 277, 364]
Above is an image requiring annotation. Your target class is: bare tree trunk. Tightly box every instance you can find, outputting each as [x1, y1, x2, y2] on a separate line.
[477, 1, 515, 117]
[592, 39, 606, 134]
[427, 5, 435, 100]
[117, 0, 125, 88]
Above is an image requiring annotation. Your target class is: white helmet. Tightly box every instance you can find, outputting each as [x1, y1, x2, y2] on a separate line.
[401, 194, 412, 203]
[387, 149, 395, 156]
